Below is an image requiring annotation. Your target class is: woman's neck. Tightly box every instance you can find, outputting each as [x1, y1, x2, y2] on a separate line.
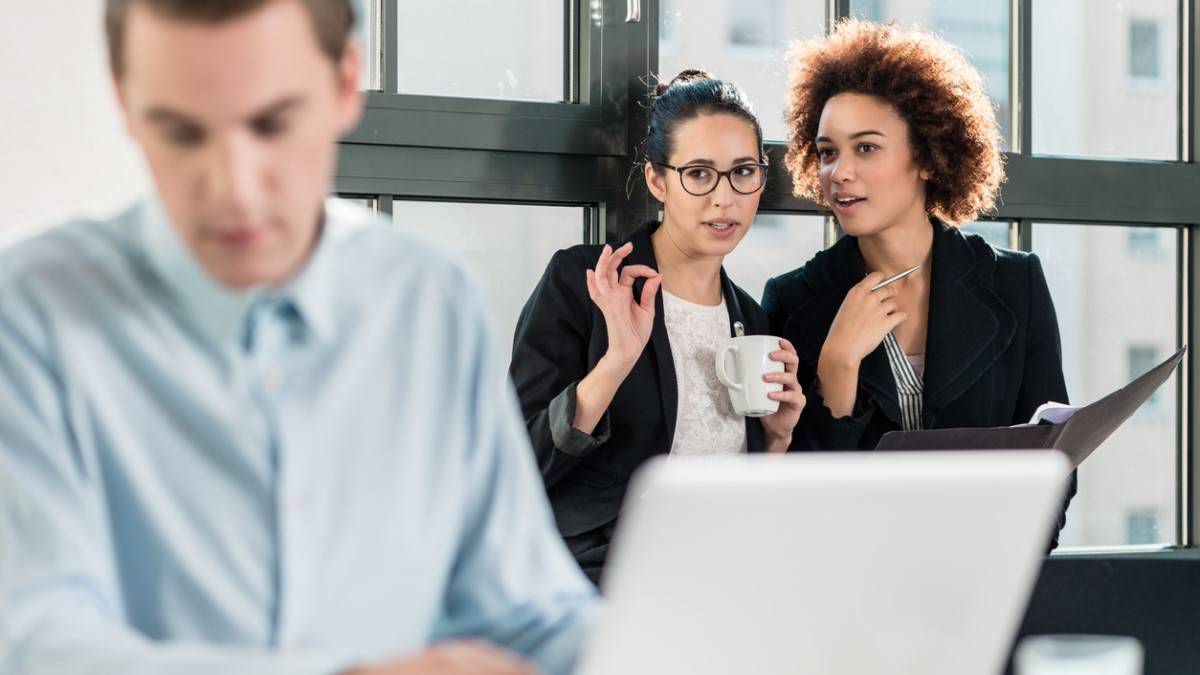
[651, 220, 724, 306]
[857, 210, 935, 276]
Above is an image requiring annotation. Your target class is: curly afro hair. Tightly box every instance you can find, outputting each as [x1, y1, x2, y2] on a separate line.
[783, 19, 1004, 225]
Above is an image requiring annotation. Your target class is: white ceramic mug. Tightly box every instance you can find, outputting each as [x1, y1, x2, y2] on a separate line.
[714, 335, 784, 417]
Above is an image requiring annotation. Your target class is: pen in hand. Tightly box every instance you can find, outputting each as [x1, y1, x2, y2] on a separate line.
[869, 265, 920, 292]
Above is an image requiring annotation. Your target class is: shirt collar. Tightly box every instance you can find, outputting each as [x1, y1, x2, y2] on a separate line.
[136, 196, 357, 348]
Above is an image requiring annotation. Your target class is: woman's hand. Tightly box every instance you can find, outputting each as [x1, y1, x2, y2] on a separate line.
[815, 272, 908, 419]
[821, 271, 908, 368]
[572, 242, 661, 435]
[761, 338, 806, 452]
[585, 242, 662, 375]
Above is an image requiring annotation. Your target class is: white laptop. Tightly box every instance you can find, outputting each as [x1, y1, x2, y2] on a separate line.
[576, 450, 1070, 675]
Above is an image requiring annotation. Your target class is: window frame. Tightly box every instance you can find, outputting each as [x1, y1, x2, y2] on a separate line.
[334, 0, 1200, 554]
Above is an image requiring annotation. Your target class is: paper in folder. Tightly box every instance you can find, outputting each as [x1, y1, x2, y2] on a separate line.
[875, 345, 1187, 467]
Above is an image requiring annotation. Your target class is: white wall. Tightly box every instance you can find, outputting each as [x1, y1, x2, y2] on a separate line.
[0, 2, 148, 234]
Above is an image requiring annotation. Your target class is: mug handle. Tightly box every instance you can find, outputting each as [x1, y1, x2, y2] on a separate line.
[715, 344, 743, 391]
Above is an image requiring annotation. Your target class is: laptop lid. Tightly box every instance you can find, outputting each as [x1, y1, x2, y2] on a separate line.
[577, 450, 1070, 675]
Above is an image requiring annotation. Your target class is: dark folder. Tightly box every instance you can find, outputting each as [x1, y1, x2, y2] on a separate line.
[875, 346, 1187, 467]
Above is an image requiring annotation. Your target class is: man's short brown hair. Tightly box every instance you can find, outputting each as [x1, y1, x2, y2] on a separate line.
[105, 0, 355, 78]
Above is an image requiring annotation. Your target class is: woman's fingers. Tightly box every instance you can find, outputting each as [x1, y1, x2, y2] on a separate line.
[872, 284, 900, 300]
[591, 247, 661, 320]
[593, 245, 613, 295]
[763, 370, 799, 387]
[594, 242, 635, 292]
[768, 388, 807, 406]
[610, 241, 634, 262]
[639, 275, 662, 315]
[768, 348, 799, 373]
[859, 271, 887, 291]
[585, 269, 601, 304]
[607, 242, 633, 288]
[618, 264, 658, 287]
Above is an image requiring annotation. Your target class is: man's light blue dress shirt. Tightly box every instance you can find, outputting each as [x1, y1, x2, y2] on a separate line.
[0, 199, 596, 674]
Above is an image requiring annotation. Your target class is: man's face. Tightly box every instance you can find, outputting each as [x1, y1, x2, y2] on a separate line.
[116, 0, 362, 289]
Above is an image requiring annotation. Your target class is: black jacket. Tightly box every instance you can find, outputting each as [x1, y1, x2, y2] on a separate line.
[762, 220, 1076, 547]
[510, 222, 769, 581]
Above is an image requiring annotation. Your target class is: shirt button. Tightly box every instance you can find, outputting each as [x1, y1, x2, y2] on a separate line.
[263, 367, 285, 392]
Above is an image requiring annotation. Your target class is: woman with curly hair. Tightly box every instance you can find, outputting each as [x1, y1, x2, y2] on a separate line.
[762, 20, 1075, 547]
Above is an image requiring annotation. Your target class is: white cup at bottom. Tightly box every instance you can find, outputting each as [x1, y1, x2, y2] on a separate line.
[1014, 634, 1143, 675]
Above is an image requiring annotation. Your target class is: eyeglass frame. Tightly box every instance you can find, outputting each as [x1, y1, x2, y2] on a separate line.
[653, 161, 770, 196]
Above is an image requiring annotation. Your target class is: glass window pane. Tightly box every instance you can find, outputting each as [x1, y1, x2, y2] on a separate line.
[396, 1, 564, 101]
[722, 213, 826, 303]
[353, 0, 380, 90]
[659, 0, 824, 142]
[392, 201, 585, 364]
[961, 220, 1012, 250]
[850, 0, 1012, 150]
[1033, 2, 1178, 160]
[1034, 223, 1179, 549]
[335, 195, 377, 215]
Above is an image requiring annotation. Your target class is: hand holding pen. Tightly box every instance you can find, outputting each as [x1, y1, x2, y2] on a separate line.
[820, 266, 917, 370]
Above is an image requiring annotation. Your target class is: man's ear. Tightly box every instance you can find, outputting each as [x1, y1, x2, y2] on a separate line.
[334, 41, 365, 134]
[112, 75, 135, 136]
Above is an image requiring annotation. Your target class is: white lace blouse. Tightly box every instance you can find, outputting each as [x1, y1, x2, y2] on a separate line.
[661, 290, 748, 456]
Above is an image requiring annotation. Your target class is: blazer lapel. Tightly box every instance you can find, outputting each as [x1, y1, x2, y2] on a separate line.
[720, 268, 766, 453]
[626, 223, 678, 449]
[922, 223, 1017, 424]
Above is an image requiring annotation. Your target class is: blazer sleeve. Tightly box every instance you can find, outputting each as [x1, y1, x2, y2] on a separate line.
[761, 276, 789, 338]
[763, 276, 877, 452]
[1013, 253, 1069, 421]
[1013, 253, 1076, 550]
[791, 379, 879, 451]
[509, 249, 613, 489]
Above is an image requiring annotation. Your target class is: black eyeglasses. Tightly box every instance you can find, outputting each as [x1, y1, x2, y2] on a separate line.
[655, 161, 769, 196]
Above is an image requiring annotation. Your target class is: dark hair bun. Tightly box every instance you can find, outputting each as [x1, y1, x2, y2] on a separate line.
[641, 68, 762, 171]
[653, 68, 715, 97]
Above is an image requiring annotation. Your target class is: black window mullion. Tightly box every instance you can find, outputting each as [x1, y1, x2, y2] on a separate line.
[609, 0, 655, 240]
[1018, 0, 1032, 156]
[1177, 225, 1191, 546]
[1175, 0, 1191, 164]
[381, 0, 398, 93]
[1181, 0, 1198, 549]
[564, 0, 579, 103]
[829, 0, 851, 26]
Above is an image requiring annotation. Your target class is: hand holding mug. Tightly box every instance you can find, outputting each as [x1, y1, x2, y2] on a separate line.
[715, 334, 804, 423]
[759, 338, 806, 451]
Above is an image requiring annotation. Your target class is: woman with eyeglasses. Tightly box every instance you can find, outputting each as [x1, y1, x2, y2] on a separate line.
[762, 21, 1075, 548]
[509, 69, 806, 584]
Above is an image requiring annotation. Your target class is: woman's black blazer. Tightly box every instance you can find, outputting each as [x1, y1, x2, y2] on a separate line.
[509, 221, 770, 575]
[762, 220, 1076, 548]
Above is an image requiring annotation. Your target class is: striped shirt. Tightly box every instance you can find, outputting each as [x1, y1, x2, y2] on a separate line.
[883, 332, 924, 431]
